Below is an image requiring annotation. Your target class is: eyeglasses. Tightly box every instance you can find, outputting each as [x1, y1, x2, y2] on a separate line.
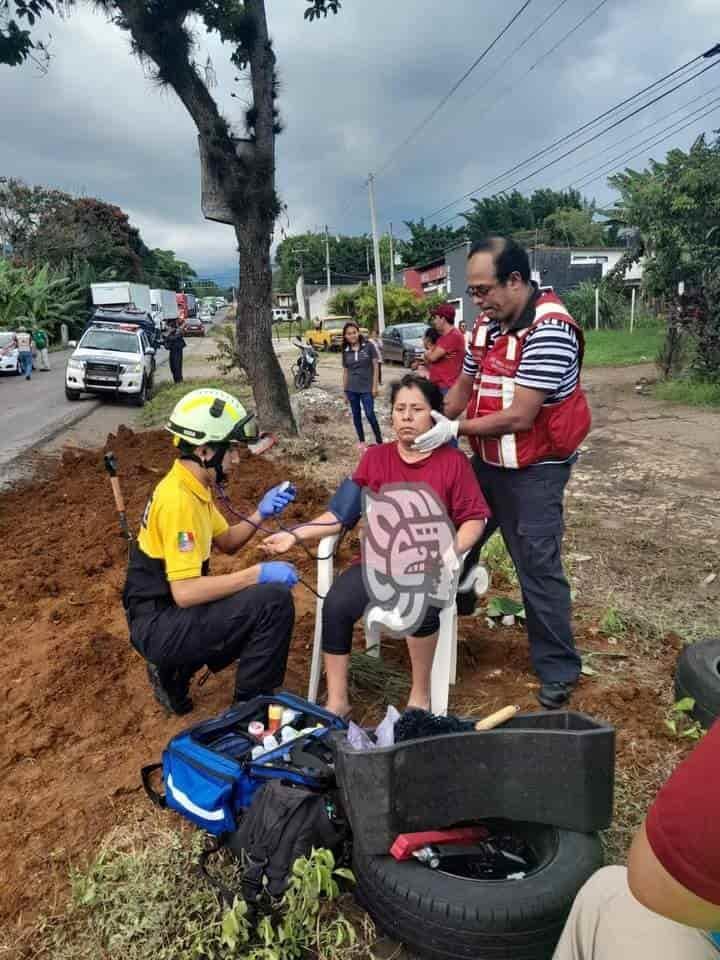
[466, 283, 498, 299]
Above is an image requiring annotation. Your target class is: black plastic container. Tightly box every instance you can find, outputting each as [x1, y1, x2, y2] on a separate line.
[333, 711, 614, 854]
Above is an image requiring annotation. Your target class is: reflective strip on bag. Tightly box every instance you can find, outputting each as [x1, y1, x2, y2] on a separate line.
[166, 774, 226, 822]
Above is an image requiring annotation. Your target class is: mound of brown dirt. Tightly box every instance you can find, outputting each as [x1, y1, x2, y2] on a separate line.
[0, 427, 341, 927]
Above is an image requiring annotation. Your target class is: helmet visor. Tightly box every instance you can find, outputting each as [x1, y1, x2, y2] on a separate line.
[227, 411, 259, 444]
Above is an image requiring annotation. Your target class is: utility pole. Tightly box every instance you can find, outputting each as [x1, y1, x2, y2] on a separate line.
[388, 221, 396, 284]
[368, 173, 386, 334]
[324, 224, 332, 297]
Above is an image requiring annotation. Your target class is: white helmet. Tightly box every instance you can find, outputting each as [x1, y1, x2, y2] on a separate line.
[166, 388, 258, 446]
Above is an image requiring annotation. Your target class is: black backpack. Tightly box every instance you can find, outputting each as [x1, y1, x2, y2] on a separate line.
[201, 779, 347, 909]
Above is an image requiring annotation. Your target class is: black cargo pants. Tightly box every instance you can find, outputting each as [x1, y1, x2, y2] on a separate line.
[466, 456, 581, 684]
[128, 583, 294, 700]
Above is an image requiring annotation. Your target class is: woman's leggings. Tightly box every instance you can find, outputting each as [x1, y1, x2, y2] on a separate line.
[321, 563, 440, 654]
[346, 391, 382, 444]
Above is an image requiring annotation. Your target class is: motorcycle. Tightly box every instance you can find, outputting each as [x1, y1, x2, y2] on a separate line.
[291, 338, 318, 390]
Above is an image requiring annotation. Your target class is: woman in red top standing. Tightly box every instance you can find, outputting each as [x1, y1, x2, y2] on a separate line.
[264, 374, 489, 717]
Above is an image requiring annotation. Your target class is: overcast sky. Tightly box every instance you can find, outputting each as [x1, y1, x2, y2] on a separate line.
[1, 0, 718, 283]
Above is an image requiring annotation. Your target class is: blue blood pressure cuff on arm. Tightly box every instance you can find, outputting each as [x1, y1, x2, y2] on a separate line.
[328, 478, 363, 528]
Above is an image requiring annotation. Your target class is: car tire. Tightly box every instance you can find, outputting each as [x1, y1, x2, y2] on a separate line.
[675, 638, 720, 728]
[131, 377, 148, 408]
[65, 387, 81, 401]
[14, 361, 22, 376]
[402, 350, 413, 367]
[353, 823, 603, 960]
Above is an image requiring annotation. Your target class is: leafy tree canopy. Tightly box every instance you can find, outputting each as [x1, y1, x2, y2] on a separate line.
[0, 178, 198, 286]
[401, 219, 466, 268]
[328, 283, 443, 330]
[275, 231, 399, 290]
[608, 133, 720, 377]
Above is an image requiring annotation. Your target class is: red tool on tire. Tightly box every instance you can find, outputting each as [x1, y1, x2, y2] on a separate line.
[390, 825, 490, 862]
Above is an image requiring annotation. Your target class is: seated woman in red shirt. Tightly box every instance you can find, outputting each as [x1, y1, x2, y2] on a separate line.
[263, 374, 489, 717]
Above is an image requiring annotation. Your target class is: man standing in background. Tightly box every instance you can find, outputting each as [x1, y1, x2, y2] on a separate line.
[32, 327, 50, 371]
[16, 328, 33, 380]
[164, 319, 186, 384]
[424, 303, 466, 395]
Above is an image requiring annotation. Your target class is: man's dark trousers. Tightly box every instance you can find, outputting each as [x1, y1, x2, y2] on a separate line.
[128, 583, 294, 699]
[467, 456, 581, 684]
[169, 346, 183, 383]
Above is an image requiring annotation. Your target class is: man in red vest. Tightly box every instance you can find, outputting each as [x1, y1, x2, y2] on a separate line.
[414, 236, 591, 708]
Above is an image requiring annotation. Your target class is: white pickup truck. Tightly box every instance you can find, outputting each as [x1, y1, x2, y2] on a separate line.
[65, 321, 155, 406]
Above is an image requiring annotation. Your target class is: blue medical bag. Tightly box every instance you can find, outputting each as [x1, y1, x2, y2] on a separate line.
[141, 692, 348, 835]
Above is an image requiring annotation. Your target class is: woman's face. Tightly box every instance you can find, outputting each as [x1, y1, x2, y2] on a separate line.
[345, 324, 360, 347]
[392, 386, 434, 444]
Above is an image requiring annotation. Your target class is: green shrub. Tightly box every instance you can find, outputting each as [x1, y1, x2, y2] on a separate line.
[0, 259, 84, 338]
[563, 281, 626, 329]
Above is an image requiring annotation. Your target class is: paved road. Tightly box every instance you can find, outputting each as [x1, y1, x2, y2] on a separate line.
[0, 346, 168, 485]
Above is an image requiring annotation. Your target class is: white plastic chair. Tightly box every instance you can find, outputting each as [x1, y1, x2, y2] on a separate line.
[307, 534, 488, 716]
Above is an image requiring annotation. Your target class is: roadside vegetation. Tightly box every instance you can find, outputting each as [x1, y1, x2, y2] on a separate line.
[654, 377, 720, 408]
[15, 823, 372, 960]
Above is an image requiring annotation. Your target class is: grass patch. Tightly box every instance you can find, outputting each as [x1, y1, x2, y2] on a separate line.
[138, 377, 252, 428]
[653, 378, 720, 408]
[16, 823, 373, 960]
[583, 325, 663, 367]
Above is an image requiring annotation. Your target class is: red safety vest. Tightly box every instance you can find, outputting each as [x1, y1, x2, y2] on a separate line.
[467, 292, 591, 468]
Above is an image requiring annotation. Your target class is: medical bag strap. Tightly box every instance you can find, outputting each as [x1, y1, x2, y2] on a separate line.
[140, 763, 167, 809]
[198, 835, 239, 909]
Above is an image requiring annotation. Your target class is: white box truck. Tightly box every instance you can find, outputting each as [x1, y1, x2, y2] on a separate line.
[91, 282, 152, 314]
[150, 288, 179, 330]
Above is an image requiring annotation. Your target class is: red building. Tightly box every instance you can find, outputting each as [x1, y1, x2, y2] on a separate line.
[402, 256, 448, 297]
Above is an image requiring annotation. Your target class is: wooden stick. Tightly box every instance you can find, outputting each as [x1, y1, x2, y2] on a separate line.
[473, 704, 520, 731]
[109, 476, 126, 514]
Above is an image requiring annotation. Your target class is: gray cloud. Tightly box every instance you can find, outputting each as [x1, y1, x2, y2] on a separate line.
[1, 0, 718, 280]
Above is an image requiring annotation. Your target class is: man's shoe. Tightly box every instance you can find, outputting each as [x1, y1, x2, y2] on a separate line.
[146, 663, 194, 715]
[537, 681, 575, 710]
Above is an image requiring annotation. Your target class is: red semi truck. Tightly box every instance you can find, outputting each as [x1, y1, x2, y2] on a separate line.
[175, 293, 197, 321]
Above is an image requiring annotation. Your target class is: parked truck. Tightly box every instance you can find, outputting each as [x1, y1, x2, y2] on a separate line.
[150, 288, 179, 332]
[91, 282, 152, 314]
[89, 282, 158, 346]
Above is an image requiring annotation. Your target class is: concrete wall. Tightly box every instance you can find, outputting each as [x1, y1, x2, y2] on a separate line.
[445, 241, 476, 330]
[307, 283, 360, 320]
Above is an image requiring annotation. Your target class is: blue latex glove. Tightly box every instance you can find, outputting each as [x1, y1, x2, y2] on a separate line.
[258, 561, 299, 587]
[258, 481, 297, 519]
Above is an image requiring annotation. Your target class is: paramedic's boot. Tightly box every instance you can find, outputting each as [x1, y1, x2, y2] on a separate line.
[146, 663, 194, 715]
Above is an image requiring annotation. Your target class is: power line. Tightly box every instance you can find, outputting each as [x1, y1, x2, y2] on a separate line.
[334, 0, 572, 228]
[571, 99, 720, 192]
[461, 0, 611, 117]
[465, 57, 720, 206]
[547, 82, 720, 185]
[374, 0, 536, 178]
[417, 43, 720, 227]
[455, 0, 573, 113]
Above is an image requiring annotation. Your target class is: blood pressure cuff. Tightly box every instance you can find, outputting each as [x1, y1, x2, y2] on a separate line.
[328, 478, 363, 528]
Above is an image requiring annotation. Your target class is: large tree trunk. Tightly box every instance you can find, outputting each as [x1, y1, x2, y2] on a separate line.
[231, 0, 296, 433]
[234, 217, 295, 431]
[113, 0, 297, 435]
